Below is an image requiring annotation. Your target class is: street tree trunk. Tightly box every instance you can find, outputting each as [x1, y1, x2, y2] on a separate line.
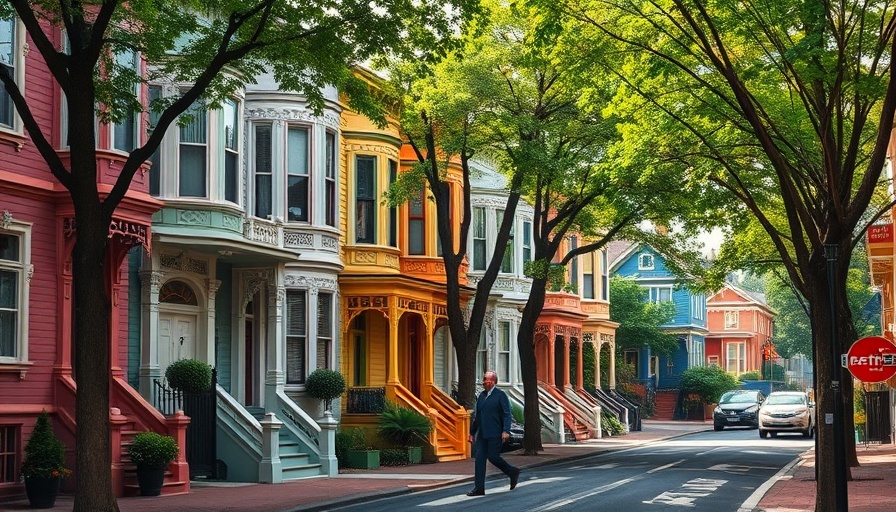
[518, 277, 548, 454]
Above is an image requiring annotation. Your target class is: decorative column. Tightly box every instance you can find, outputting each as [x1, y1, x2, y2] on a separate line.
[607, 336, 616, 389]
[204, 279, 221, 366]
[563, 333, 571, 388]
[259, 413, 283, 483]
[388, 297, 400, 384]
[318, 411, 338, 477]
[424, 307, 434, 385]
[139, 269, 163, 399]
[576, 337, 584, 391]
[547, 326, 556, 386]
[265, 275, 285, 411]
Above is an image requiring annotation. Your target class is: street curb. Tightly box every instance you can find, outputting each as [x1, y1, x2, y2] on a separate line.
[294, 428, 710, 512]
[736, 448, 809, 512]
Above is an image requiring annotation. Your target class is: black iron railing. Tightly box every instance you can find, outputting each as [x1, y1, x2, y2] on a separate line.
[346, 387, 386, 414]
[153, 369, 217, 479]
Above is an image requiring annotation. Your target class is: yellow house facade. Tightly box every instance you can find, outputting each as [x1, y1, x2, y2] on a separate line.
[337, 69, 470, 460]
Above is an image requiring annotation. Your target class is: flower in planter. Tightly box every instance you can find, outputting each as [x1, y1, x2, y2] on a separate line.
[21, 411, 71, 480]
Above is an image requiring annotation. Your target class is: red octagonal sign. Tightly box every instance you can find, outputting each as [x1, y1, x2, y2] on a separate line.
[845, 336, 896, 383]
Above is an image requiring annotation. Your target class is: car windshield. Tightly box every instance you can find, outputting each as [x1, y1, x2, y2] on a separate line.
[720, 392, 757, 404]
[765, 394, 805, 405]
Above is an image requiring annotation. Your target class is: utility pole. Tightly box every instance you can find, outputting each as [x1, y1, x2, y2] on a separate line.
[825, 244, 849, 511]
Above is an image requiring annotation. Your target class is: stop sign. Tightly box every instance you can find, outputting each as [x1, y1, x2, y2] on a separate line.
[846, 336, 896, 383]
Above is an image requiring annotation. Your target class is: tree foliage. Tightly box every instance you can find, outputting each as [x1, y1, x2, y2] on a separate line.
[609, 276, 678, 354]
[679, 365, 739, 405]
[530, 0, 896, 504]
[0, 1, 480, 509]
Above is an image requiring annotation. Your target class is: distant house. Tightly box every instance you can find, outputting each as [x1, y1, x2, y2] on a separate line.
[609, 242, 707, 390]
[705, 283, 775, 376]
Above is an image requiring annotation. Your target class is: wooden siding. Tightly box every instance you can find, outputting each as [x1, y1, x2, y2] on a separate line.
[368, 313, 388, 387]
[215, 262, 234, 392]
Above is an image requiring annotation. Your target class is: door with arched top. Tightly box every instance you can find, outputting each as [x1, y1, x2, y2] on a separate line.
[158, 279, 200, 380]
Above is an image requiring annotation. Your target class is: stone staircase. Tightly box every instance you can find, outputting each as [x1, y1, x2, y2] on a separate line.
[245, 407, 322, 480]
[652, 390, 679, 421]
[120, 418, 189, 497]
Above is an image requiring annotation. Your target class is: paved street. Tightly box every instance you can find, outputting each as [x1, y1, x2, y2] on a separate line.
[329, 428, 809, 512]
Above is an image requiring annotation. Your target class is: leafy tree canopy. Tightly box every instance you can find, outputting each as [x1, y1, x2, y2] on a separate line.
[609, 275, 678, 354]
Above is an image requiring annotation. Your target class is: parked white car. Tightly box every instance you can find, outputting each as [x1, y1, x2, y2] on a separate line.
[758, 391, 815, 438]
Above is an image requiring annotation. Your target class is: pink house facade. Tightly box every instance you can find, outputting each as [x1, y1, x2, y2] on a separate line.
[705, 284, 776, 376]
[0, 19, 185, 500]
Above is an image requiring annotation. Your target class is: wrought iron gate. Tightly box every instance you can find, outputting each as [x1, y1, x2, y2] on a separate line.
[153, 369, 218, 479]
[865, 390, 892, 444]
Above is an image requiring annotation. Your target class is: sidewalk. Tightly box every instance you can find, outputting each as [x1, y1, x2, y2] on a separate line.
[2, 420, 893, 511]
[754, 440, 896, 512]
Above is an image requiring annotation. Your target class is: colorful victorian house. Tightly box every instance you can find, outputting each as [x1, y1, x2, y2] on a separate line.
[609, 243, 708, 391]
[338, 68, 469, 461]
[132, 69, 339, 483]
[0, 18, 192, 499]
[705, 283, 775, 376]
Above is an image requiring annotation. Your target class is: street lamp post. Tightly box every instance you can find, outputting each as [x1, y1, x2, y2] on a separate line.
[824, 244, 849, 511]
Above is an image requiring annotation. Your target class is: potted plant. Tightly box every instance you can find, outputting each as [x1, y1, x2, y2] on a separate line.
[305, 368, 347, 413]
[341, 427, 380, 469]
[165, 358, 213, 393]
[377, 401, 432, 464]
[128, 432, 179, 496]
[20, 411, 70, 509]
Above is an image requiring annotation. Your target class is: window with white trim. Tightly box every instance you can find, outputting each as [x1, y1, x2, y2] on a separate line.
[0, 424, 17, 483]
[689, 338, 705, 368]
[388, 160, 397, 247]
[569, 236, 578, 292]
[355, 156, 376, 243]
[725, 310, 739, 329]
[253, 123, 273, 218]
[147, 85, 162, 196]
[286, 290, 307, 384]
[497, 209, 513, 273]
[178, 103, 208, 198]
[223, 99, 239, 203]
[286, 126, 309, 222]
[112, 50, 139, 153]
[691, 294, 705, 320]
[600, 251, 609, 300]
[522, 221, 532, 265]
[408, 188, 425, 255]
[638, 253, 654, 270]
[476, 330, 487, 379]
[726, 342, 746, 374]
[583, 252, 594, 299]
[645, 286, 672, 303]
[498, 321, 510, 382]
[472, 207, 486, 271]
[0, 17, 21, 130]
[0, 225, 29, 363]
[325, 132, 337, 227]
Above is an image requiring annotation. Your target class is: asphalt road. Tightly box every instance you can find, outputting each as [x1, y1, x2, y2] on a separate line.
[329, 428, 812, 512]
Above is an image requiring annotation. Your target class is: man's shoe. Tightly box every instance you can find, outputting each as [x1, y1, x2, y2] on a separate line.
[466, 489, 485, 497]
[509, 469, 520, 490]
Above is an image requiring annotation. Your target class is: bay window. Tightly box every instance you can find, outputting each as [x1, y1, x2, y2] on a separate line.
[355, 156, 376, 243]
[317, 292, 333, 370]
[286, 290, 307, 384]
[325, 132, 336, 227]
[286, 127, 309, 222]
[0, 225, 29, 363]
[253, 123, 273, 218]
[0, 17, 17, 129]
[178, 104, 208, 198]
[223, 99, 239, 203]
[112, 50, 139, 152]
[408, 189, 425, 255]
[472, 207, 486, 271]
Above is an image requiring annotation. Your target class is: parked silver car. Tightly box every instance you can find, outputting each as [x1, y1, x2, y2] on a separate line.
[758, 391, 815, 438]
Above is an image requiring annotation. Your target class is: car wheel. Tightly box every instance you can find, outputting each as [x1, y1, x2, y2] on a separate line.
[759, 429, 768, 438]
[714, 424, 724, 431]
[802, 427, 811, 438]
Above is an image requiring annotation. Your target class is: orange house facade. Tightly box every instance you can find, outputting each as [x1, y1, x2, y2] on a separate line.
[705, 284, 776, 376]
[337, 69, 470, 461]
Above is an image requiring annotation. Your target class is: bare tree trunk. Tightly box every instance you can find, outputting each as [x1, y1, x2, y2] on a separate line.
[519, 278, 547, 454]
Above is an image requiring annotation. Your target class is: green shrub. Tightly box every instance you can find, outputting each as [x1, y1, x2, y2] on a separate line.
[679, 366, 739, 405]
[380, 448, 409, 466]
[128, 432, 178, 468]
[377, 401, 432, 447]
[601, 410, 626, 436]
[739, 371, 761, 381]
[165, 359, 212, 393]
[305, 369, 347, 411]
[21, 411, 70, 478]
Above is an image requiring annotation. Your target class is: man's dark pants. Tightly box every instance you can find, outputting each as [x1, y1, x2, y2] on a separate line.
[473, 435, 518, 491]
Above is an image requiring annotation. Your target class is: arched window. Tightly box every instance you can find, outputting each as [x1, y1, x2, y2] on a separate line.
[159, 280, 198, 306]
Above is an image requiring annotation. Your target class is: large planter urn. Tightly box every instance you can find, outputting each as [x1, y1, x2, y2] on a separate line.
[135, 464, 167, 496]
[24, 476, 61, 509]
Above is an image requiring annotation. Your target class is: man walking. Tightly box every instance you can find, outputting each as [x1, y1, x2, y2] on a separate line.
[467, 370, 521, 496]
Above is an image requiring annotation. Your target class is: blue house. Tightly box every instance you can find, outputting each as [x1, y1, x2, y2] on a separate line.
[608, 242, 707, 390]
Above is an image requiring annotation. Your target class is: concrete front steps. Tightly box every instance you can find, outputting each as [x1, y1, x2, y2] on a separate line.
[246, 407, 322, 480]
[120, 421, 189, 497]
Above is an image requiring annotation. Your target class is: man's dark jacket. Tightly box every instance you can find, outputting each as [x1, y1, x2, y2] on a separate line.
[470, 387, 512, 439]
